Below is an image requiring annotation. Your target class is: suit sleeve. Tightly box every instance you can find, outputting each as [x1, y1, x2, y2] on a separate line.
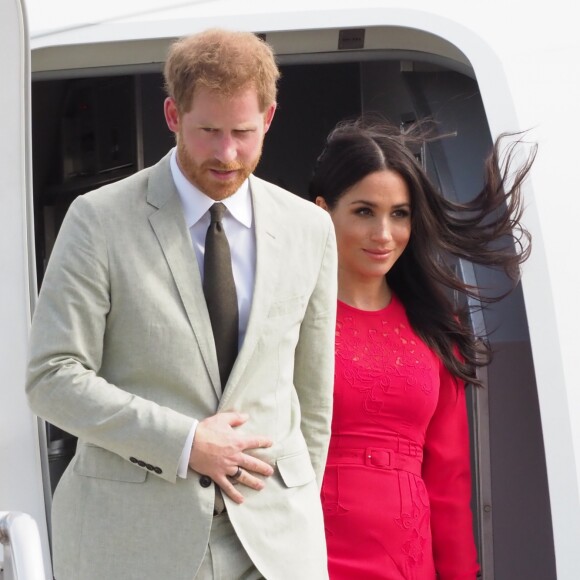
[26, 195, 194, 483]
[422, 360, 480, 579]
[292, 213, 337, 487]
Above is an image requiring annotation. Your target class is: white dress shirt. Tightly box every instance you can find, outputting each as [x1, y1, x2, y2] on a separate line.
[169, 149, 257, 477]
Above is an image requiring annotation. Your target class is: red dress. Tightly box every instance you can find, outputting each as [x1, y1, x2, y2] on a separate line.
[322, 296, 479, 580]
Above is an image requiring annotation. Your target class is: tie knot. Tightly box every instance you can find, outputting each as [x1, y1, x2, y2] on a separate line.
[209, 203, 227, 224]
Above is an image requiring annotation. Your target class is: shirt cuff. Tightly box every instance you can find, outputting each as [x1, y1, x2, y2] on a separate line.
[177, 420, 198, 479]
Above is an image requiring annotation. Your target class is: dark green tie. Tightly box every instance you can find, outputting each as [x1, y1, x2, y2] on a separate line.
[203, 203, 239, 390]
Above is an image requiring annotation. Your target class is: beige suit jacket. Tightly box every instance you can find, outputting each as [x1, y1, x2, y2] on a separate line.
[26, 152, 337, 580]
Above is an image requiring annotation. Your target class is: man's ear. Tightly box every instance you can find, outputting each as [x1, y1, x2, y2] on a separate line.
[164, 97, 180, 133]
[315, 196, 329, 211]
[263, 103, 277, 133]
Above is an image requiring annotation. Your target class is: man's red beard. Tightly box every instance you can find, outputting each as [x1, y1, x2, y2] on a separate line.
[177, 140, 261, 200]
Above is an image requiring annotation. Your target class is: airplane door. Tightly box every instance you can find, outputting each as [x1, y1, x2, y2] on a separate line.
[29, 40, 558, 580]
[398, 68, 556, 580]
[0, 0, 52, 577]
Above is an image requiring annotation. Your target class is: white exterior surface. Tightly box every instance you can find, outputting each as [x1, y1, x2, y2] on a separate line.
[2, 0, 579, 578]
[0, 0, 51, 578]
[0, 512, 47, 580]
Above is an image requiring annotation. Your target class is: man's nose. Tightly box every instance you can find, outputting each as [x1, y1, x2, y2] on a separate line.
[214, 134, 237, 164]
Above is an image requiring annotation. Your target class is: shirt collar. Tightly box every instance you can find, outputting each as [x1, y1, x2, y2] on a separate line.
[170, 148, 253, 228]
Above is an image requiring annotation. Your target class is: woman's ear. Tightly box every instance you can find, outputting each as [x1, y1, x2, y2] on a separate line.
[315, 196, 329, 211]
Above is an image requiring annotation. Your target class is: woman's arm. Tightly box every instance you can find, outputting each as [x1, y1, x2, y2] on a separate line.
[422, 359, 480, 579]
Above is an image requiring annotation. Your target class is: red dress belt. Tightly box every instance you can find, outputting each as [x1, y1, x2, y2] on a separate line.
[326, 447, 422, 477]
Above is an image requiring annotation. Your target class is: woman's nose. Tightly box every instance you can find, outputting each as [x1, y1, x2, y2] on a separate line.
[371, 218, 393, 242]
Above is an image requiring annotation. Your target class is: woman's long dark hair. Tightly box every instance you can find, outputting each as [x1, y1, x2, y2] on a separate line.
[308, 118, 536, 386]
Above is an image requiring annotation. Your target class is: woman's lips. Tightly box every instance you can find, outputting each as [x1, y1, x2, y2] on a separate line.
[363, 248, 392, 260]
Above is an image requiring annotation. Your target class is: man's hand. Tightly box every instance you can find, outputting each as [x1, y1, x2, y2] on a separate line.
[189, 412, 274, 503]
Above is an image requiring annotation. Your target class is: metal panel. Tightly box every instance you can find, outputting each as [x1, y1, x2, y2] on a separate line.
[0, 0, 51, 578]
[402, 68, 556, 580]
[0, 512, 46, 580]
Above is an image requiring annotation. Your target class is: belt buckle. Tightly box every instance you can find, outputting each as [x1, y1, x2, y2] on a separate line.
[365, 448, 392, 469]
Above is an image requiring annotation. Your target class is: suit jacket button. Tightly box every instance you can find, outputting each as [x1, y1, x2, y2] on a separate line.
[199, 475, 212, 488]
[154, 466, 162, 474]
[145, 463, 154, 471]
[129, 457, 138, 464]
[137, 460, 146, 467]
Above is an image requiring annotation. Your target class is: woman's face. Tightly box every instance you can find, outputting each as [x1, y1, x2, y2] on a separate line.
[317, 169, 412, 285]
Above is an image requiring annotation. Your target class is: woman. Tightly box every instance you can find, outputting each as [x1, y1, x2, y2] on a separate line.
[309, 118, 534, 579]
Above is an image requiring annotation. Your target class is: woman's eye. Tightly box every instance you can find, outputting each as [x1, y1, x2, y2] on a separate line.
[355, 207, 373, 216]
[393, 209, 411, 218]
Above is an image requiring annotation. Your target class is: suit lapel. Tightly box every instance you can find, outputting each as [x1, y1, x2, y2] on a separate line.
[219, 175, 280, 407]
[147, 154, 221, 397]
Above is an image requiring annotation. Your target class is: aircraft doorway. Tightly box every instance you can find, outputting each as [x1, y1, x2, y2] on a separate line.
[31, 51, 555, 579]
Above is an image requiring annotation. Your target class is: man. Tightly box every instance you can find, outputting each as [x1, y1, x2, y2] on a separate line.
[26, 29, 337, 580]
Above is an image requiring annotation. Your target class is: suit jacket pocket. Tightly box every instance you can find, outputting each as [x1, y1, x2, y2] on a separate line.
[73, 444, 147, 483]
[276, 449, 316, 488]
